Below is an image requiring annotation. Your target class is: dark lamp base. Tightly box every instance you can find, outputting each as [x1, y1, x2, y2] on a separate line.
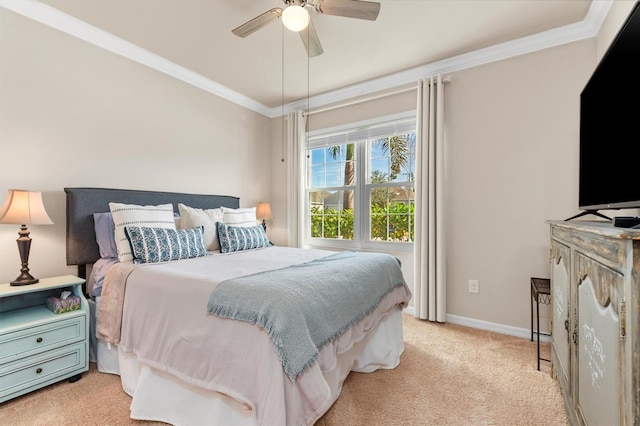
[10, 273, 39, 286]
[10, 226, 39, 286]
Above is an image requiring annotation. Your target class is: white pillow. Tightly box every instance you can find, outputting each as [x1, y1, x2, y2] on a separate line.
[109, 202, 176, 263]
[221, 206, 257, 227]
[178, 203, 224, 251]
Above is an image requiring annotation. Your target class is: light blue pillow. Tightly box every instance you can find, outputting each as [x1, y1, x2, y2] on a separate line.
[216, 222, 271, 254]
[93, 212, 118, 259]
[124, 226, 208, 264]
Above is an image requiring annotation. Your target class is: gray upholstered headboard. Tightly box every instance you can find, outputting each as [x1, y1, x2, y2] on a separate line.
[65, 187, 239, 269]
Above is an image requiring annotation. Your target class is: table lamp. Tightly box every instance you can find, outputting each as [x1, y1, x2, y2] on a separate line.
[256, 202, 273, 232]
[0, 189, 53, 286]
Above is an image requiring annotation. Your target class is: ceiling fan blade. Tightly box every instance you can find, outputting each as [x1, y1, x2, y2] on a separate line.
[232, 8, 282, 38]
[299, 18, 324, 57]
[314, 0, 380, 21]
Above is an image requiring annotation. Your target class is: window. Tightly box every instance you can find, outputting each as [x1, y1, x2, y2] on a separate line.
[305, 112, 416, 251]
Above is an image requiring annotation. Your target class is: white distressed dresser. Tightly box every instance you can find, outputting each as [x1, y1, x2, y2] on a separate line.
[548, 220, 639, 425]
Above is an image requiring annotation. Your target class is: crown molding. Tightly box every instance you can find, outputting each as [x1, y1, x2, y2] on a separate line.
[276, 0, 613, 117]
[1, 0, 611, 119]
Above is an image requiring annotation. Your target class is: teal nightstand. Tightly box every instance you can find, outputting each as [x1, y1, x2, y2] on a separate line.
[0, 275, 88, 403]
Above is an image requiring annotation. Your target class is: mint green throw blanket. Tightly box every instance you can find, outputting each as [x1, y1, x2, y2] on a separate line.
[207, 250, 408, 381]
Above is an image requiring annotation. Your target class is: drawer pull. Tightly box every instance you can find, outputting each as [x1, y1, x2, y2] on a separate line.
[36, 368, 43, 374]
[36, 337, 43, 343]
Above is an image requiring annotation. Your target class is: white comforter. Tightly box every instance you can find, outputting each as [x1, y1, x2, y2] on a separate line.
[98, 247, 412, 425]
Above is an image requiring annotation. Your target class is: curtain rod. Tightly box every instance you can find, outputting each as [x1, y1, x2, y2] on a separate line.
[305, 75, 450, 116]
[305, 85, 417, 116]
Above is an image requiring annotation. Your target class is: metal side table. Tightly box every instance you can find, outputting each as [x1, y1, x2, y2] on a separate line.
[530, 277, 551, 370]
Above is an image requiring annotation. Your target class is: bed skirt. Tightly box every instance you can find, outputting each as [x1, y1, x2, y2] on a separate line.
[90, 298, 405, 425]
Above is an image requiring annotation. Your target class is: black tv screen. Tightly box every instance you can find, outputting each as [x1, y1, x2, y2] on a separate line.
[579, 1, 640, 211]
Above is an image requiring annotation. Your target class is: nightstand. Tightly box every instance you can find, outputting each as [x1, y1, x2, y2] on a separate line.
[0, 275, 88, 403]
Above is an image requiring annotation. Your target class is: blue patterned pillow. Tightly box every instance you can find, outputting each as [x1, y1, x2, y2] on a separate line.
[124, 226, 208, 264]
[216, 222, 271, 254]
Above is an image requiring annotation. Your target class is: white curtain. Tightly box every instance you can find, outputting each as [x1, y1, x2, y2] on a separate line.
[285, 110, 307, 248]
[414, 75, 446, 322]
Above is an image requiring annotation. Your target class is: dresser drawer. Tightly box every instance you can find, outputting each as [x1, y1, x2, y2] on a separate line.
[0, 342, 86, 402]
[0, 314, 86, 365]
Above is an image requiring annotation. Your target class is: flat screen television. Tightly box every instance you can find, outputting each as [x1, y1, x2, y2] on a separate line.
[578, 1, 640, 217]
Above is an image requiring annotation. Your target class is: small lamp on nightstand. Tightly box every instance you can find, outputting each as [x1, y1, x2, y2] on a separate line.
[256, 202, 273, 232]
[0, 189, 53, 286]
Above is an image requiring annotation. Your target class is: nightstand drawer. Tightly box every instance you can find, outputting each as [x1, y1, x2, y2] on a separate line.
[0, 342, 86, 402]
[0, 315, 86, 365]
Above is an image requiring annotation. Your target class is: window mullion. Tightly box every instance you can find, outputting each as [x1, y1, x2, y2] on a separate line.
[356, 140, 368, 246]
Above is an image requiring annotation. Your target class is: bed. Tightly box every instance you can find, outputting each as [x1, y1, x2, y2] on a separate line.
[64, 187, 412, 425]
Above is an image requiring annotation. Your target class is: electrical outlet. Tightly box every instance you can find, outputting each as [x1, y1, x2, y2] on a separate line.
[469, 279, 479, 294]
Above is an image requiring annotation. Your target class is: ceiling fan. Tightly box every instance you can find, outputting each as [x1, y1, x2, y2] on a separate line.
[232, 0, 381, 57]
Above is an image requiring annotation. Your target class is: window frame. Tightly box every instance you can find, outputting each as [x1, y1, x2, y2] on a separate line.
[304, 110, 416, 253]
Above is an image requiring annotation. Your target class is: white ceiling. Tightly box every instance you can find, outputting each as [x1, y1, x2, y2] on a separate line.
[8, 0, 599, 114]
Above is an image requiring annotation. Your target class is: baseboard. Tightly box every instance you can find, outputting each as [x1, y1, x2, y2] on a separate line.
[402, 307, 552, 343]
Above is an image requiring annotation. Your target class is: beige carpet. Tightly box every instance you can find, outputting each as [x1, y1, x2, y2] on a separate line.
[1, 315, 568, 426]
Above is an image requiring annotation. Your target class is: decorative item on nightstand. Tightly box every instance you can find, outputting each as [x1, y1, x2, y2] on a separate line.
[46, 290, 81, 314]
[256, 202, 273, 232]
[0, 189, 53, 286]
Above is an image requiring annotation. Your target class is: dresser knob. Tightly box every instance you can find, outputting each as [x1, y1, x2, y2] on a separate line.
[36, 337, 43, 343]
[36, 368, 43, 374]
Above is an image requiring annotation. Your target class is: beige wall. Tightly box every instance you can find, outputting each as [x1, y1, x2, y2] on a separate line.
[445, 40, 592, 329]
[0, 9, 271, 283]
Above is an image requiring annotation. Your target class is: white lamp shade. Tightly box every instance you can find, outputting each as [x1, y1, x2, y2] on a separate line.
[0, 189, 53, 225]
[282, 5, 310, 32]
[256, 202, 273, 220]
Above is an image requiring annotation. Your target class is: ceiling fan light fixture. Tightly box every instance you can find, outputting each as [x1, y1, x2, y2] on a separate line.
[282, 5, 310, 32]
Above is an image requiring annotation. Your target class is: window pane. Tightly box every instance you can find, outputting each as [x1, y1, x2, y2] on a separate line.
[370, 133, 416, 183]
[400, 133, 417, 181]
[370, 143, 390, 183]
[310, 164, 325, 187]
[309, 144, 356, 188]
[369, 186, 415, 242]
[325, 162, 342, 187]
[309, 190, 354, 240]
